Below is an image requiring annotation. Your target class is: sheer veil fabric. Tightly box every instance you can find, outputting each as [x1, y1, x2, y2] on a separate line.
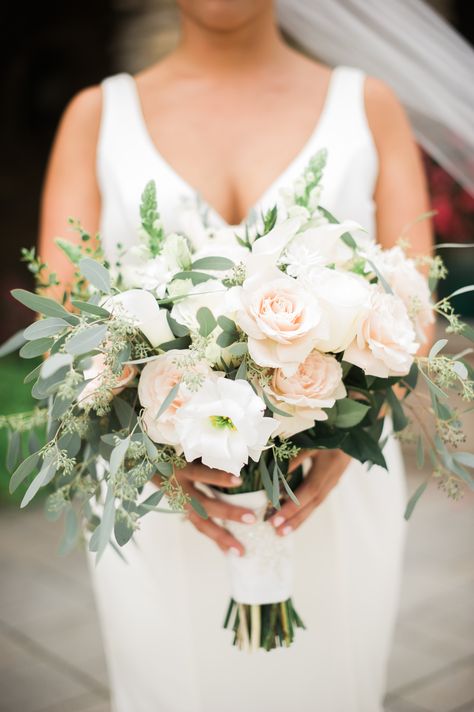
[277, 0, 474, 193]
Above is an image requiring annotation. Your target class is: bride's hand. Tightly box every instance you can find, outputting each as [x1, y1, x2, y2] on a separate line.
[154, 464, 256, 555]
[268, 450, 351, 535]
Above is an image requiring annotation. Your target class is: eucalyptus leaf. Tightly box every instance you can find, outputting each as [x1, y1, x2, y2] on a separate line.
[404, 481, 428, 520]
[166, 312, 189, 338]
[216, 331, 238, 348]
[9, 452, 40, 494]
[96, 485, 116, 562]
[51, 394, 73, 420]
[155, 461, 173, 477]
[386, 389, 409, 432]
[40, 353, 73, 379]
[6, 431, 21, 473]
[0, 329, 27, 357]
[272, 463, 281, 509]
[259, 458, 273, 502]
[197, 306, 217, 337]
[58, 431, 81, 457]
[24, 363, 43, 384]
[279, 472, 300, 505]
[79, 257, 111, 293]
[156, 382, 180, 420]
[24, 318, 70, 340]
[227, 342, 248, 356]
[65, 324, 107, 356]
[71, 300, 110, 318]
[19, 337, 54, 359]
[59, 507, 80, 556]
[453, 452, 474, 469]
[452, 360, 468, 380]
[416, 435, 425, 469]
[109, 437, 130, 476]
[20, 455, 57, 508]
[235, 360, 247, 380]
[191, 256, 234, 270]
[113, 397, 138, 429]
[172, 270, 215, 285]
[261, 389, 292, 417]
[444, 284, 474, 300]
[11, 288, 71, 319]
[114, 513, 135, 547]
[217, 315, 238, 333]
[429, 338, 448, 360]
[190, 496, 208, 519]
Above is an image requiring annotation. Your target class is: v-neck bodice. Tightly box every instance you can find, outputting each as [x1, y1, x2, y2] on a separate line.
[97, 66, 378, 262]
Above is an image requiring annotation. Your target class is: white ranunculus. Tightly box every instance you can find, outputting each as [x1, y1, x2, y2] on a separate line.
[344, 287, 419, 378]
[371, 246, 434, 341]
[104, 289, 174, 348]
[302, 267, 372, 353]
[264, 351, 346, 438]
[232, 267, 328, 376]
[138, 350, 212, 448]
[174, 377, 278, 476]
[283, 220, 362, 278]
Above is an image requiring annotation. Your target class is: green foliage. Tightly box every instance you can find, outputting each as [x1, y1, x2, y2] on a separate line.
[140, 180, 165, 256]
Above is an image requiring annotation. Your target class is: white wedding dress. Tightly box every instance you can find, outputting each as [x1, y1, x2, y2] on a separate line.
[89, 66, 407, 712]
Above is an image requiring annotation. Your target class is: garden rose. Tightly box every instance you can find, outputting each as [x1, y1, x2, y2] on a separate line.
[138, 350, 211, 448]
[174, 377, 278, 476]
[375, 246, 434, 341]
[344, 288, 419, 378]
[264, 350, 346, 438]
[231, 268, 328, 376]
[79, 354, 137, 408]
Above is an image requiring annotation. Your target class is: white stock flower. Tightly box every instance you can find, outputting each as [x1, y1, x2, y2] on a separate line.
[344, 287, 419, 378]
[120, 245, 172, 298]
[138, 350, 212, 449]
[104, 289, 174, 348]
[232, 267, 328, 376]
[175, 377, 278, 476]
[264, 351, 346, 438]
[283, 220, 362, 278]
[301, 267, 372, 353]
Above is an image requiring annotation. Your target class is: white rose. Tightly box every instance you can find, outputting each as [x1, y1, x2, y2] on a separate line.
[302, 268, 371, 353]
[232, 268, 328, 376]
[374, 246, 434, 341]
[104, 289, 174, 348]
[344, 287, 419, 378]
[264, 351, 346, 438]
[175, 377, 278, 476]
[138, 350, 212, 448]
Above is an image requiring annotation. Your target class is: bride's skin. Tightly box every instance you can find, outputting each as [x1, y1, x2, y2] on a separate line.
[39, 0, 434, 555]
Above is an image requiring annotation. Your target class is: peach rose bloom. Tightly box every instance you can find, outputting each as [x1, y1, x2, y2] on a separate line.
[80, 354, 137, 407]
[265, 350, 346, 438]
[344, 288, 419, 378]
[233, 269, 328, 376]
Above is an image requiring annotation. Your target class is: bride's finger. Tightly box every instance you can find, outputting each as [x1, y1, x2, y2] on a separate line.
[184, 466, 241, 488]
[190, 488, 257, 525]
[187, 510, 244, 555]
[274, 498, 317, 535]
[268, 467, 321, 528]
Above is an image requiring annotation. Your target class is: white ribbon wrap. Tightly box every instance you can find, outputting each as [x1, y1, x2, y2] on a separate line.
[215, 489, 293, 605]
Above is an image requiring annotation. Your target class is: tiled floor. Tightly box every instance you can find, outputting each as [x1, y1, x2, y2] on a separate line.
[0, 447, 473, 712]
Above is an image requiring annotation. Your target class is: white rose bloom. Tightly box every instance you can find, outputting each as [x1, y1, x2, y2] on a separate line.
[264, 351, 347, 438]
[344, 287, 419, 378]
[283, 220, 362, 278]
[138, 350, 212, 449]
[301, 268, 371, 353]
[104, 289, 174, 348]
[175, 377, 278, 476]
[232, 267, 328, 376]
[370, 246, 434, 341]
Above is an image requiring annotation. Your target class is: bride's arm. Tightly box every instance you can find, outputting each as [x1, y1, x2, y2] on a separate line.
[270, 78, 435, 536]
[38, 86, 102, 297]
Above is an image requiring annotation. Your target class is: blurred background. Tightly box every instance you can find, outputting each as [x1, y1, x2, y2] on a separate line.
[0, 2, 473, 711]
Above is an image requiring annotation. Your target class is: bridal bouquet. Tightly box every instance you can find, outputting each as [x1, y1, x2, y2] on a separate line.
[1, 150, 473, 651]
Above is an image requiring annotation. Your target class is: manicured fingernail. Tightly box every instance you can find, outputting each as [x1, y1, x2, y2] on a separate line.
[272, 515, 285, 528]
[228, 547, 241, 557]
[241, 513, 256, 524]
[230, 476, 241, 485]
[281, 525, 293, 536]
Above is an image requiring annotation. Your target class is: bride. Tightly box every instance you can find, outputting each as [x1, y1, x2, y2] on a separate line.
[38, 1, 471, 710]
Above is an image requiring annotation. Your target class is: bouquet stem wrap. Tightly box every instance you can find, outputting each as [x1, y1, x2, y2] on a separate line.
[215, 490, 293, 604]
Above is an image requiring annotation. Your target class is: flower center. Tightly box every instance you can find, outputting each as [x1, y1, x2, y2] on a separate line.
[209, 415, 236, 430]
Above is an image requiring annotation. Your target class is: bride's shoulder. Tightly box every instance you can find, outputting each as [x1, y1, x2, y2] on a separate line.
[56, 84, 102, 146]
[364, 75, 414, 147]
